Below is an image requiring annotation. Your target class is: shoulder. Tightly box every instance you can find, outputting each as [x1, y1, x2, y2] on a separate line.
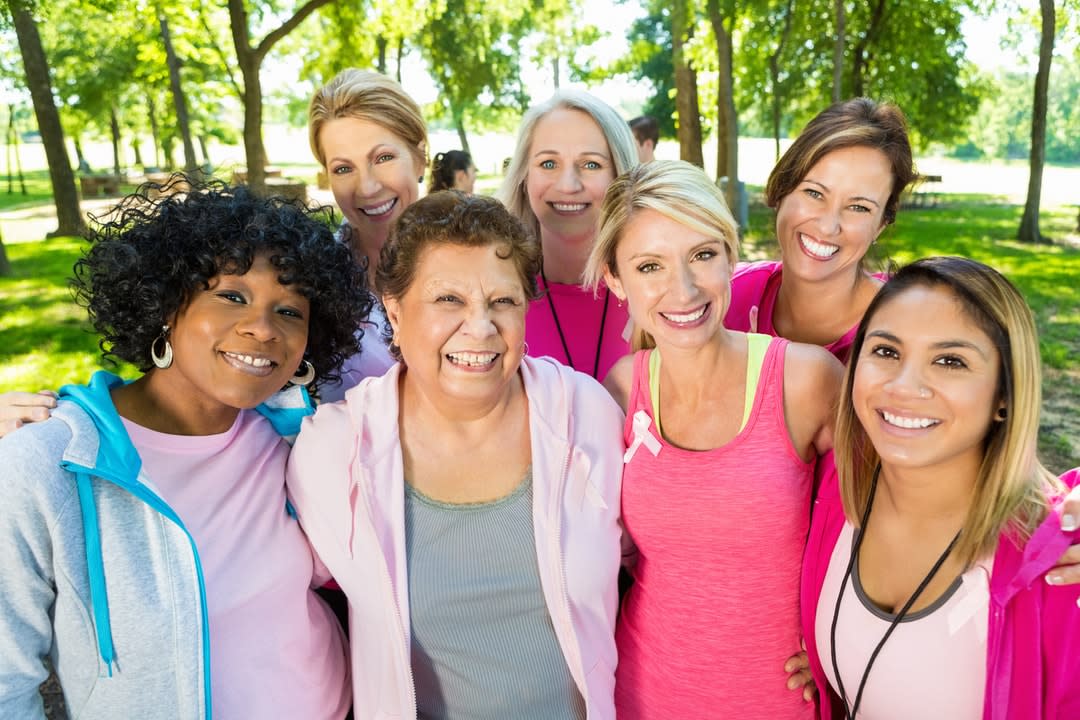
[783, 340, 844, 388]
[601, 353, 635, 411]
[0, 412, 81, 518]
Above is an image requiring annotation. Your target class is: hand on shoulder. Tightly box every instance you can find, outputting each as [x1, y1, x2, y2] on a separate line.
[0, 390, 58, 438]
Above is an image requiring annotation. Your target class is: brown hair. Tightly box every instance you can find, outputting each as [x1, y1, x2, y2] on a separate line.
[376, 191, 540, 358]
[835, 256, 1063, 568]
[308, 68, 428, 171]
[766, 98, 917, 225]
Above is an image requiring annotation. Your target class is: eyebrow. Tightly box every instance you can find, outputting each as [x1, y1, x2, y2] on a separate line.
[803, 179, 882, 208]
[866, 330, 990, 359]
[626, 239, 723, 262]
[532, 149, 611, 160]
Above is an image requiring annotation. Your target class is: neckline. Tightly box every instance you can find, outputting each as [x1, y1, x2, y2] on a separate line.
[539, 269, 609, 379]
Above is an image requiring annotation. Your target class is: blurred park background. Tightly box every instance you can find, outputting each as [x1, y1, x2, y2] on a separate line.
[0, 0, 1077, 473]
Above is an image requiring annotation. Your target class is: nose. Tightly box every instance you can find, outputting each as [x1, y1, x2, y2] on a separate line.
[817, 202, 841, 236]
[671, 261, 698, 302]
[356, 165, 383, 197]
[462, 302, 497, 339]
[236, 306, 279, 343]
[554, 164, 584, 194]
[883, 359, 931, 400]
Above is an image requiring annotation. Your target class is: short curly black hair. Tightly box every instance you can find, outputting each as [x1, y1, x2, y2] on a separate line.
[73, 176, 372, 392]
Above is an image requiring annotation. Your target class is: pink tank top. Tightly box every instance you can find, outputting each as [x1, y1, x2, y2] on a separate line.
[615, 338, 816, 719]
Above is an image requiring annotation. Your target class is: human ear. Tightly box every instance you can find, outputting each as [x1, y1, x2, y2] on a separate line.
[603, 268, 626, 304]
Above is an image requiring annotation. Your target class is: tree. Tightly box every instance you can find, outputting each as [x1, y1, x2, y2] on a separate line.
[705, 0, 741, 227]
[832, 0, 844, 103]
[227, 0, 334, 192]
[1018, 0, 1055, 244]
[157, 5, 198, 173]
[671, 0, 703, 166]
[6, 0, 81, 236]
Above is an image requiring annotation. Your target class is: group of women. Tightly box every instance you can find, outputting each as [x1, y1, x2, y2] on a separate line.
[1, 66, 1078, 720]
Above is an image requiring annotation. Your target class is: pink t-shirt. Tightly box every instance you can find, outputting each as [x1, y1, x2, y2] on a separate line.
[725, 260, 885, 365]
[123, 410, 350, 719]
[525, 277, 631, 381]
[615, 339, 815, 719]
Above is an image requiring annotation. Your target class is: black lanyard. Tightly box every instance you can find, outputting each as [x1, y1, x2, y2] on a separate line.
[829, 467, 961, 719]
[540, 267, 609, 379]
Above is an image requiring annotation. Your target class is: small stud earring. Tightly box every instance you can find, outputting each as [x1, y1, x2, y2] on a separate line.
[995, 407, 1008, 421]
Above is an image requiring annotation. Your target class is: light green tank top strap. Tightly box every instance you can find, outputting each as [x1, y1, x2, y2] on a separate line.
[648, 332, 773, 437]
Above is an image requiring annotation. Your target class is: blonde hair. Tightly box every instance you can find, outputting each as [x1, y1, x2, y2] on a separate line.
[308, 69, 428, 172]
[583, 160, 740, 350]
[835, 256, 1063, 568]
[497, 90, 638, 243]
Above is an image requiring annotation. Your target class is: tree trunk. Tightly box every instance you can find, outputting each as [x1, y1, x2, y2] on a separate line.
[553, 56, 560, 89]
[672, 0, 704, 167]
[833, 0, 845, 103]
[376, 36, 387, 74]
[0, 226, 12, 276]
[228, 0, 334, 194]
[199, 135, 211, 168]
[10, 0, 83, 236]
[132, 136, 144, 167]
[1018, 0, 1054, 244]
[707, 0, 742, 228]
[110, 106, 122, 177]
[73, 137, 90, 173]
[851, 0, 886, 98]
[146, 94, 162, 168]
[158, 10, 198, 173]
[453, 107, 471, 155]
[768, 0, 795, 160]
[396, 38, 405, 82]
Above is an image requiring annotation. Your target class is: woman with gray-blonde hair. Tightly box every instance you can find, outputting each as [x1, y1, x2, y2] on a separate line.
[498, 90, 638, 381]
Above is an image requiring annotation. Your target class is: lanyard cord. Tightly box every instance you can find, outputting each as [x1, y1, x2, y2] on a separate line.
[540, 267, 610, 379]
[829, 466, 961, 719]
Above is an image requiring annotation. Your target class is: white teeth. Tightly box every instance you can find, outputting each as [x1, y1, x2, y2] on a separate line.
[362, 199, 395, 216]
[661, 306, 707, 323]
[882, 411, 938, 429]
[552, 202, 587, 212]
[225, 352, 272, 368]
[800, 233, 839, 258]
[447, 351, 498, 367]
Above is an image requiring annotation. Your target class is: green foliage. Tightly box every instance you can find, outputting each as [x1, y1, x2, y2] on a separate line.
[609, 2, 675, 137]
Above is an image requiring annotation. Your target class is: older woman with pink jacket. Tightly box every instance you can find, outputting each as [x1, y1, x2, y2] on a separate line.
[285, 191, 624, 719]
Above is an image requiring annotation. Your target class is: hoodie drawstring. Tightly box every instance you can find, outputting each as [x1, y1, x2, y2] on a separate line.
[75, 471, 116, 676]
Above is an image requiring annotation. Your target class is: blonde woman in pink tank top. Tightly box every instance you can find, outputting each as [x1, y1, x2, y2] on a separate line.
[584, 160, 843, 717]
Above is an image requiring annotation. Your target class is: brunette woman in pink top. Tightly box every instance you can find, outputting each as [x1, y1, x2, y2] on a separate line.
[498, 91, 637, 381]
[724, 98, 918, 364]
[584, 160, 841, 717]
[804, 257, 1080, 718]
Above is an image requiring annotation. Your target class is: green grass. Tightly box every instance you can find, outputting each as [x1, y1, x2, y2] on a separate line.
[2, 197, 1078, 471]
[0, 170, 57, 212]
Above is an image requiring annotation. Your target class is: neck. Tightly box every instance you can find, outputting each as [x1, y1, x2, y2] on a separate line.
[876, 457, 980, 527]
[774, 268, 877, 346]
[348, 224, 384, 287]
[540, 229, 594, 285]
[399, 368, 525, 435]
[656, 329, 742, 401]
[112, 374, 240, 436]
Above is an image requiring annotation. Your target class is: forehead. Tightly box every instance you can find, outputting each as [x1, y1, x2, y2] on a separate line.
[530, 108, 608, 153]
[868, 284, 995, 348]
[412, 242, 524, 291]
[319, 116, 410, 155]
[805, 145, 893, 195]
[617, 208, 716, 257]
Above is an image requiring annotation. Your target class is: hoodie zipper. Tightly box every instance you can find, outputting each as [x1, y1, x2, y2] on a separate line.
[63, 460, 214, 720]
[552, 444, 590, 714]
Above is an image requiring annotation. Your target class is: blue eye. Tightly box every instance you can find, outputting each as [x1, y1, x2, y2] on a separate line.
[539, 159, 556, 170]
[583, 161, 602, 170]
[803, 188, 823, 200]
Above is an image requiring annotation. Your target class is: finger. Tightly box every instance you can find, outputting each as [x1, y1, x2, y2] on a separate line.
[787, 669, 813, 690]
[804, 684, 818, 702]
[35, 390, 59, 400]
[0, 391, 58, 410]
[1061, 486, 1080, 531]
[0, 418, 22, 438]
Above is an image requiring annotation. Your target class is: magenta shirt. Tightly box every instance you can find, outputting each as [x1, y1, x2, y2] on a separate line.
[525, 277, 631, 381]
[725, 260, 884, 365]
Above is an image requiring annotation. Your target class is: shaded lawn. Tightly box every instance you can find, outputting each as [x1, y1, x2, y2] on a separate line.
[2, 198, 1077, 471]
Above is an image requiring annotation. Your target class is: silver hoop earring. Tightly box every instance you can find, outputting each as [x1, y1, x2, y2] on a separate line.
[151, 325, 173, 369]
[291, 359, 316, 387]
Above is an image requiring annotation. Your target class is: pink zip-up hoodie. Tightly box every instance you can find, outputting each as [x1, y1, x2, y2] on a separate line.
[801, 460, 1080, 719]
[286, 356, 625, 719]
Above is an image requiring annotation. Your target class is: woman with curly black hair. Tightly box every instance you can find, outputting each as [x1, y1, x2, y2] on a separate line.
[0, 178, 367, 719]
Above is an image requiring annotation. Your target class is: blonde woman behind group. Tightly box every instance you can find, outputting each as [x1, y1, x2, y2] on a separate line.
[308, 68, 429, 398]
[585, 160, 839, 717]
[498, 90, 638, 381]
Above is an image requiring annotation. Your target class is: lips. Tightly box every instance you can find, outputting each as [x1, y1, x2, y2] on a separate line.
[222, 351, 277, 376]
[446, 351, 499, 369]
[659, 303, 709, 326]
[360, 198, 397, 217]
[881, 410, 940, 429]
[799, 232, 839, 259]
[549, 202, 588, 214]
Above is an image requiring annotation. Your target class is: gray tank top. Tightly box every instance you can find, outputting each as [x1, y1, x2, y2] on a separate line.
[404, 470, 586, 720]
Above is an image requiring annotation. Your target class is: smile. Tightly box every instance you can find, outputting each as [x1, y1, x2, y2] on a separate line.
[660, 304, 709, 325]
[446, 351, 499, 368]
[799, 232, 839, 259]
[550, 202, 588, 213]
[361, 198, 397, 217]
[881, 410, 940, 429]
[222, 351, 276, 376]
